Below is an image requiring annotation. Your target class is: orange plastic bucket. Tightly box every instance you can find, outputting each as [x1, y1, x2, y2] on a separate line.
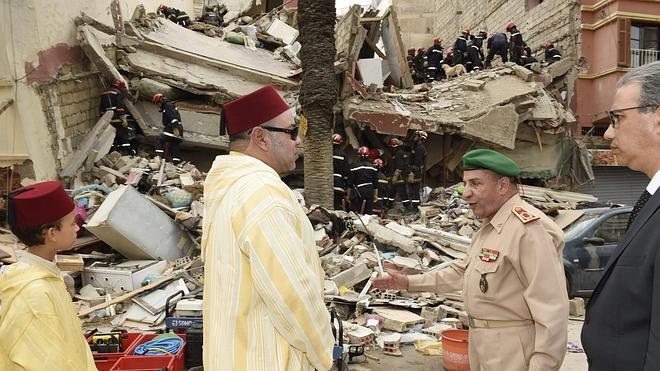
[441, 329, 469, 371]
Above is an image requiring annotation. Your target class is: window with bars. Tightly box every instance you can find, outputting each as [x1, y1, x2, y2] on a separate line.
[631, 23, 660, 68]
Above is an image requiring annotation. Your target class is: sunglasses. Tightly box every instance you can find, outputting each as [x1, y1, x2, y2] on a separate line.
[260, 125, 300, 141]
[607, 104, 658, 128]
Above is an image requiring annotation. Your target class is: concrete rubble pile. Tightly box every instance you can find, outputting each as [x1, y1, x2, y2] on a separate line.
[310, 181, 597, 361]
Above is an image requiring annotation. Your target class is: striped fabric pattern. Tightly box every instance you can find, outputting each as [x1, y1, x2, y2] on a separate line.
[202, 152, 334, 371]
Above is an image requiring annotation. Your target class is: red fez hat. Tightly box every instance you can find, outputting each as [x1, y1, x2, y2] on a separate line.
[222, 85, 290, 136]
[7, 181, 75, 228]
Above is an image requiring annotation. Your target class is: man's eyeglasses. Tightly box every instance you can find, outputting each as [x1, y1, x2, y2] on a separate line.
[607, 104, 658, 128]
[261, 125, 300, 140]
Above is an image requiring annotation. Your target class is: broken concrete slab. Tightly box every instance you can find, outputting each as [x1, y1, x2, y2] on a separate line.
[77, 25, 128, 90]
[529, 90, 557, 121]
[462, 104, 519, 149]
[356, 218, 418, 253]
[547, 58, 574, 79]
[374, 307, 425, 332]
[331, 263, 373, 289]
[143, 20, 298, 80]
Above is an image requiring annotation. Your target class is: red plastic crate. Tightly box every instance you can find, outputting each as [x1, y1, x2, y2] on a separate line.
[91, 332, 144, 371]
[109, 355, 174, 371]
[125, 333, 186, 371]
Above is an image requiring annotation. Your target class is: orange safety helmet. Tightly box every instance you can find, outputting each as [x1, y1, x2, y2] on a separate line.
[111, 78, 125, 90]
[417, 47, 426, 54]
[332, 133, 344, 144]
[407, 48, 415, 55]
[544, 42, 554, 49]
[463, 28, 470, 35]
[357, 146, 370, 157]
[373, 158, 384, 168]
[388, 138, 402, 148]
[433, 37, 442, 44]
[152, 93, 164, 105]
[506, 22, 515, 32]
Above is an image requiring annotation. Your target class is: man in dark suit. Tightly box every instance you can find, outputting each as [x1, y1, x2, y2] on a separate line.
[581, 60, 660, 370]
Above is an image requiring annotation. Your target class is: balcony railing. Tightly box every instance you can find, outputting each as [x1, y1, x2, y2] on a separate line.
[631, 48, 660, 68]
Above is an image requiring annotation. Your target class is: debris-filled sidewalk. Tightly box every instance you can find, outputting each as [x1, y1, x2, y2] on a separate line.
[0, 146, 598, 370]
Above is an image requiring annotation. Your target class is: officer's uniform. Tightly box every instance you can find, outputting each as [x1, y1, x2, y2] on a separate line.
[373, 168, 390, 215]
[155, 100, 184, 165]
[466, 41, 482, 72]
[408, 142, 427, 208]
[453, 35, 468, 66]
[99, 86, 136, 155]
[485, 33, 509, 68]
[413, 53, 428, 84]
[509, 28, 525, 65]
[388, 147, 410, 209]
[333, 145, 350, 210]
[349, 158, 378, 215]
[545, 48, 562, 64]
[426, 44, 444, 82]
[407, 150, 568, 371]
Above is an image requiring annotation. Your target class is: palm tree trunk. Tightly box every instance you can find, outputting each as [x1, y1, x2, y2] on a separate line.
[298, 0, 337, 209]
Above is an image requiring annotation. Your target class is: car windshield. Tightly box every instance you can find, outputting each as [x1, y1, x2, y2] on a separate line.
[564, 211, 603, 239]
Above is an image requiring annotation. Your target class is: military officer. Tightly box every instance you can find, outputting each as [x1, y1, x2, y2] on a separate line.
[374, 149, 568, 371]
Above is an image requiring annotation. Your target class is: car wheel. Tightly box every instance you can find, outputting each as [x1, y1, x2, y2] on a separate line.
[565, 272, 573, 298]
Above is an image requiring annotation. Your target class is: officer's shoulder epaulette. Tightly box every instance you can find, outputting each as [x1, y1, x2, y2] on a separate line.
[511, 205, 539, 224]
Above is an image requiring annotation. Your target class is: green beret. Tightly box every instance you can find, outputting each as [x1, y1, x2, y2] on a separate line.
[462, 149, 521, 176]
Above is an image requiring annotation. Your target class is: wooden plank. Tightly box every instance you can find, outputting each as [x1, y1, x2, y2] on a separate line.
[60, 111, 113, 178]
[78, 276, 175, 317]
[363, 36, 386, 59]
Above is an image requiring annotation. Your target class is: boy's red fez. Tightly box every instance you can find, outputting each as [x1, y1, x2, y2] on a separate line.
[223, 85, 289, 135]
[8, 181, 75, 228]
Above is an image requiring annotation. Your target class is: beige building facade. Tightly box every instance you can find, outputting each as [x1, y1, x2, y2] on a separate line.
[0, 0, 194, 181]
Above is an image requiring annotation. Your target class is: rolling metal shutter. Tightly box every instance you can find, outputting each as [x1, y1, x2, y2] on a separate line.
[580, 166, 648, 206]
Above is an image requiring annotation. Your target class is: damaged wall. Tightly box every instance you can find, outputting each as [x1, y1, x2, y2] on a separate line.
[428, 0, 581, 62]
[0, 0, 194, 180]
[390, 0, 441, 50]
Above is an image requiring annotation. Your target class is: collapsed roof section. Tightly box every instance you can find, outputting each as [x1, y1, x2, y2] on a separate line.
[76, 6, 302, 152]
[334, 5, 585, 181]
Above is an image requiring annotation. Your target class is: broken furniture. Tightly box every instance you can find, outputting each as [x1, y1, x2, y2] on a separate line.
[85, 185, 196, 261]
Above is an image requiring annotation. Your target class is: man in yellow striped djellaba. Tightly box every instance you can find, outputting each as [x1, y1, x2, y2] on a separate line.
[202, 85, 334, 371]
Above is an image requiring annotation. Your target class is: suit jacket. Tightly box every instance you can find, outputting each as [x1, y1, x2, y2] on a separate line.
[582, 191, 660, 370]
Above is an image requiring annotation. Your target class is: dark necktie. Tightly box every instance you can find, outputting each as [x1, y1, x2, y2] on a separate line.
[627, 190, 652, 230]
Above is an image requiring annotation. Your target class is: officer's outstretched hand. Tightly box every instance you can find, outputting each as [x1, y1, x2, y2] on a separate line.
[373, 270, 409, 291]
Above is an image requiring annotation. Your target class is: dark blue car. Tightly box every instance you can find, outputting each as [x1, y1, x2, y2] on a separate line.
[562, 206, 633, 297]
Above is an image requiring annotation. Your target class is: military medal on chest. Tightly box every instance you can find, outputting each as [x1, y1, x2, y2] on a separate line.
[477, 248, 499, 293]
[479, 274, 488, 293]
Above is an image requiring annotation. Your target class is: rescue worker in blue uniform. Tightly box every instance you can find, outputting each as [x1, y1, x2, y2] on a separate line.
[426, 38, 445, 82]
[544, 42, 562, 65]
[99, 78, 136, 155]
[413, 48, 428, 83]
[408, 131, 428, 210]
[158, 4, 191, 27]
[485, 32, 509, 68]
[453, 29, 470, 67]
[506, 23, 525, 65]
[153, 93, 184, 165]
[348, 146, 378, 215]
[372, 158, 389, 216]
[387, 138, 410, 210]
[407, 48, 417, 81]
[332, 134, 350, 211]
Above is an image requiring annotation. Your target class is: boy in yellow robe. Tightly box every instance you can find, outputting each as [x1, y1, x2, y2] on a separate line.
[0, 181, 96, 370]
